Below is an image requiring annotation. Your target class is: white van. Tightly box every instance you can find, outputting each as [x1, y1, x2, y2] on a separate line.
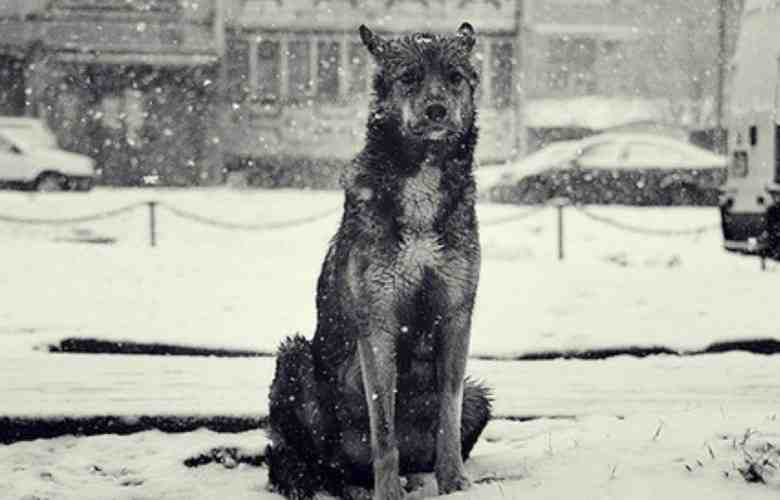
[719, 1, 780, 257]
[0, 117, 95, 191]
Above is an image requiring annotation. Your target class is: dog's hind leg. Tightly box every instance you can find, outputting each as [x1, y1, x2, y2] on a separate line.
[266, 335, 335, 499]
[460, 377, 492, 461]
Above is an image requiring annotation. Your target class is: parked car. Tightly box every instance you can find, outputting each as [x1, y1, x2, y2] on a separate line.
[480, 133, 728, 205]
[0, 117, 95, 191]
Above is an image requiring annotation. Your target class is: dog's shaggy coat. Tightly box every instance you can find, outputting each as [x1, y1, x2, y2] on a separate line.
[266, 23, 491, 500]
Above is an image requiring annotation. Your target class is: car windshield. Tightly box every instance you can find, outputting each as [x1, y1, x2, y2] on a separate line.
[0, 126, 59, 150]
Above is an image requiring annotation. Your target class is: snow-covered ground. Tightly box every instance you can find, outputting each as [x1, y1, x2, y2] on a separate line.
[1, 410, 778, 499]
[2, 187, 779, 499]
[0, 188, 776, 357]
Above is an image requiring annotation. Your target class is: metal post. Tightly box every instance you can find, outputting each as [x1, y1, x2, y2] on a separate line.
[715, 0, 727, 154]
[148, 201, 157, 247]
[557, 200, 565, 261]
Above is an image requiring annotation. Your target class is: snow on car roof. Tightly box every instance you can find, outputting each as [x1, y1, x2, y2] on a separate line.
[0, 125, 59, 150]
[478, 133, 727, 190]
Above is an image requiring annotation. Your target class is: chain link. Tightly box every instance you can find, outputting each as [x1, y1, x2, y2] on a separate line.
[573, 205, 720, 236]
[0, 198, 719, 238]
[480, 205, 547, 227]
[0, 202, 146, 226]
[159, 202, 341, 231]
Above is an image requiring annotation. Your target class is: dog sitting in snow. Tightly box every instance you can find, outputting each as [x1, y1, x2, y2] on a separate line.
[265, 23, 491, 500]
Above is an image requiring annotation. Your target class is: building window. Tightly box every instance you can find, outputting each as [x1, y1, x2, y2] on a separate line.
[288, 39, 312, 100]
[317, 40, 341, 102]
[490, 41, 514, 108]
[257, 40, 280, 100]
[54, 0, 179, 12]
[226, 36, 250, 102]
[348, 41, 369, 96]
[97, 89, 144, 152]
[545, 36, 597, 96]
[731, 151, 748, 178]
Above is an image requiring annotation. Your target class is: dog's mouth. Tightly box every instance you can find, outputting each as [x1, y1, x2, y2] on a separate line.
[409, 122, 458, 142]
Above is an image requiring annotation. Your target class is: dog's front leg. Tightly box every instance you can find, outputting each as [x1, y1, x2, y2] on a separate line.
[357, 327, 403, 500]
[435, 306, 473, 494]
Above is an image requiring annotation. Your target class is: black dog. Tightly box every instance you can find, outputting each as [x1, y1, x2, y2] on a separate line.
[266, 23, 491, 500]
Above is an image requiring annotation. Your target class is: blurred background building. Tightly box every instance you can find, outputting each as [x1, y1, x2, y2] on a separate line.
[0, 0, 743, 187]
[0, 0, 224, 186]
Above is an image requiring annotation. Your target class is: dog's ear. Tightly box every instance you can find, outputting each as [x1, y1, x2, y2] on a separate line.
[456, 22, 476, 53]
[359, 24, 389, 59]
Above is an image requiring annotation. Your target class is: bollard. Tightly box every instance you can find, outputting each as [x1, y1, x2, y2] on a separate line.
[558, 203, 564, 260]
[551, 197, 568, 261]
[147, 201, 157, 247]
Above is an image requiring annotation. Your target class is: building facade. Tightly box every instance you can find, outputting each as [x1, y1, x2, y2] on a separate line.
[523, 0, 741, 150]
[0, 0, 740, 186]
[0, 0, 224, 186]
[222, 0, 737, 175]
[221, 0, 523, 174]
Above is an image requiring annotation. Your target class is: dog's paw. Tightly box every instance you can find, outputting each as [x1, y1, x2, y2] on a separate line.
[435, 468, 472, 494]
[372, 480, 405, 500]
[403, 473, 437, 499]
[343, 485, 372, 500]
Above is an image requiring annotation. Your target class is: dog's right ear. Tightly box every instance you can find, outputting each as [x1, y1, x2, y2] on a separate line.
[456, 22, 476, 53]
[359, 24, 388, 59]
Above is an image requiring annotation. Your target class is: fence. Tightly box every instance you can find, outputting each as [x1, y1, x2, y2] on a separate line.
[482, 199, 722, 262]
[0, 200, 342, 247]
[0, 198, 736, 262]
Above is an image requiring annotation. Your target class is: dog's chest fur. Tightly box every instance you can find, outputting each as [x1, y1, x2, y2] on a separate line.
[394, 157, 444, 274]
[398, 158, 442, 232]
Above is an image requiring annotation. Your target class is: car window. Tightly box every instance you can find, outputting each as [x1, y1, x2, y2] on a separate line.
[624, 142, 686, 168]
[0, 134, 15, 153]
[577, 141, 622, 168]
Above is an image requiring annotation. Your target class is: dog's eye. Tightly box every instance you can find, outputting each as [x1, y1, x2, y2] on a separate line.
[448, 71, 464, 86]
[399, 70, 420, 85]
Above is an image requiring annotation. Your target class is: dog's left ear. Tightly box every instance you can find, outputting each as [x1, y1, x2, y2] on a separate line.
[359, 24, 389, 60]
[456, 22, 476, 52]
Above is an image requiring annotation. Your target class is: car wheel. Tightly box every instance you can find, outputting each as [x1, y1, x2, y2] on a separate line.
[75, 178, 94, 192]
[35, 173, 67, 192]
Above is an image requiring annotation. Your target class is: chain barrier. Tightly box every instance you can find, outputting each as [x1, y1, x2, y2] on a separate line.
[158, 202, 341, 231]
[573, 205, 720, 236]
[0, 202, 146, 225]
[480, 205, 547, 227]
[0, 197, 721, 254]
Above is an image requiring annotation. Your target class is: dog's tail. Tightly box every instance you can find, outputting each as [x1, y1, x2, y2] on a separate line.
[266, 335, 334, 499]
[461, 377, 493, 461]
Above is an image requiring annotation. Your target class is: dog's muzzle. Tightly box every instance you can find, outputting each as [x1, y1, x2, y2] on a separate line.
[411, 111, 460, 142]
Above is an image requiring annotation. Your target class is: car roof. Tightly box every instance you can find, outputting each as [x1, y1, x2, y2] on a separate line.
[0, 117, 46, 127]
[0, 123, 59, 149]
[485, 132, 726, 185]
[594, 133, 726, 163]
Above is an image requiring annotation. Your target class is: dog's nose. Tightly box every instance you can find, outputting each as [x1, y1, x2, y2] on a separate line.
[425, 103, 447, 122]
